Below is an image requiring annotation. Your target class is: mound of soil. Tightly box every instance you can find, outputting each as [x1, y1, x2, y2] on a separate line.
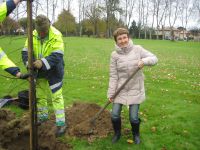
[0, 102, 113, 150]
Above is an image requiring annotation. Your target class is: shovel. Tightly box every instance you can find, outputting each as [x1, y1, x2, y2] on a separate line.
[90, 67, 140, 124]
[0, 97, 18, 108]
[0, 90, 29, 109]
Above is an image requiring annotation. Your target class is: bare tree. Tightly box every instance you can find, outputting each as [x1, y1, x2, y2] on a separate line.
[167, 0, 179, 41]
[195, 0, 200, 16]
[46, 0, 49, 18]
[103, 0, 121, 38]
[67, 0, 73, 12]
[12, 1, 27, 21]
[61, 0, 65, 10]
[149, 0, 156, 39]
[138, 0, 142, 38]
[121, 0, 136, 28]
[59, 0, 73, 11]
[34, 0, 39, 17]
[191, 0, 200, 24]
[141, 0, 145, 38]
[142, 0, 150, 39]
[160, 0, 168, 40]
[78, 0, 86, 36]
[52, 0, 58, 23]
[179, 0, 193, 40]
[155, 0, 168, 39]
[85, 0, 102, 36]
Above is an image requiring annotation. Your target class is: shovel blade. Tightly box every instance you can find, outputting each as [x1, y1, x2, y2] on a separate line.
[0, 99, 9, 108]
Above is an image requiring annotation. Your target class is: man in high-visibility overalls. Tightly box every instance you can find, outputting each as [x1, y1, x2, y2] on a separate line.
[22, 15, 66, 137]
[0, 0, 29, 79]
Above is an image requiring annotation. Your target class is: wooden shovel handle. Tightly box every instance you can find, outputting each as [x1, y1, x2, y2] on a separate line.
[91, 67, 140, 123]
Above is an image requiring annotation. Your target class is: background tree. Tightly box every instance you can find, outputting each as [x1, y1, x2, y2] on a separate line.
[179, 0, 194, 40]
[2, 17, 19, 35]
[51, 0, 58, 23]
[81, 19, 94, 36]
[78, 0, 87, 36]
[46, 0, 49, 18]
[167, 0, 180, 41]
[195, 0, 200, 22]
[67, 0, 73, 11]
[149, 0, 156, 39]
[129, 20, 139, 38]
[109, 14, 125, 32]
[97, 19, 107, 37]
[137, 0, 142, 39]
[34, 0, 39, 17]
[85, 0, 102, 37]
[155, 0, 167, 39]
[54, 9, 76, 36]
[121, 0, 136, 28]
[103, 0, 122, 38]
[143, 0, 150, 39]
[18, 17, 28, 31]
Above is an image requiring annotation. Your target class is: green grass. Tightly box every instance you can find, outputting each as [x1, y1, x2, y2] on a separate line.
[0, 36, 200, 149]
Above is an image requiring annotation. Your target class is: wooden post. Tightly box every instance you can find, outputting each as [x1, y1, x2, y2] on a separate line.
[27, 0, 38, 149]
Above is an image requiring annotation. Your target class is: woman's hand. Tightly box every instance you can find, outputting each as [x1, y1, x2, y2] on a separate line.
[109, 98, 114, 103]
[138, 60, 144, 69]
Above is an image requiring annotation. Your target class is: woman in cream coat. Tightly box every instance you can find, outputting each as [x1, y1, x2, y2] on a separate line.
[107, 28, 158, 144]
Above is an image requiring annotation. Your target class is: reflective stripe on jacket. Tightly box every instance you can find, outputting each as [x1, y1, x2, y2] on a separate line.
[22, 26, 65, 93]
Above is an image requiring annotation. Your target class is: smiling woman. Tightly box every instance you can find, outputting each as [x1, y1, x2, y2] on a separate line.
[107, 27, 158, 144]
[116, 34, 129, 48]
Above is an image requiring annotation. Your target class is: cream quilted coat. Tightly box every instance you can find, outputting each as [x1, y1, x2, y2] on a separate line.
[107, 40, 158, 105]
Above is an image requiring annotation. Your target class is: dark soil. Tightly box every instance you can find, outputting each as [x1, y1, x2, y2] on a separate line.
[0, 102, 113, 150]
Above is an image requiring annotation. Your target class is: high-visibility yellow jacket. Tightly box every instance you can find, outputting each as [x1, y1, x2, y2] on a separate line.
[0, 1, 20, 76]
[0, 0, 16, 22]
[0, 47, 20, 75]
[0, 2, 7, 22]
[22, 26, 65, 93]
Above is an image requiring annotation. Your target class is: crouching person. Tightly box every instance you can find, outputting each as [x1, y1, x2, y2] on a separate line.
[22, 15, 66, 137]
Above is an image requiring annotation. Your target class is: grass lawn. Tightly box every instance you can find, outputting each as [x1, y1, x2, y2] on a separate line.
[0, 36, 200, 149]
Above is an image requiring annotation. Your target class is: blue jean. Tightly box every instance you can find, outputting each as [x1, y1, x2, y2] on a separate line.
[111, 103, 140, 123]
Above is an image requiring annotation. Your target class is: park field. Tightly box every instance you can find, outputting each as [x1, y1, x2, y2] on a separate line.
[0, 36, 200, 149]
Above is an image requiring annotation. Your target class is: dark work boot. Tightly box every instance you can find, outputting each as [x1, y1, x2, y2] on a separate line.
[111, 118, 121, 143]
[131, 119, 141, 144]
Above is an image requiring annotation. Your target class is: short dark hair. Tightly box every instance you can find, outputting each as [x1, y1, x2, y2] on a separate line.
[113, 28, 129, 42]
[35, 14, 50, 32]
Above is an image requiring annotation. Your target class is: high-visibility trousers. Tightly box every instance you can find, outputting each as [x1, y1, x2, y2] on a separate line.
[36, 78, 66, 126]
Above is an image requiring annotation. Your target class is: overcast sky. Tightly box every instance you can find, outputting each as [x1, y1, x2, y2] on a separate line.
[0, 0, 199, 29]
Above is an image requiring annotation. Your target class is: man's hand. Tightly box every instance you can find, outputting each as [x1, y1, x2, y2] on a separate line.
[16, 72, 21, 78]
[20, 73, 30, 79]
[16, 72, 30, 79]
[33, 59, 43, 69]
[138, 60, 144, 69]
